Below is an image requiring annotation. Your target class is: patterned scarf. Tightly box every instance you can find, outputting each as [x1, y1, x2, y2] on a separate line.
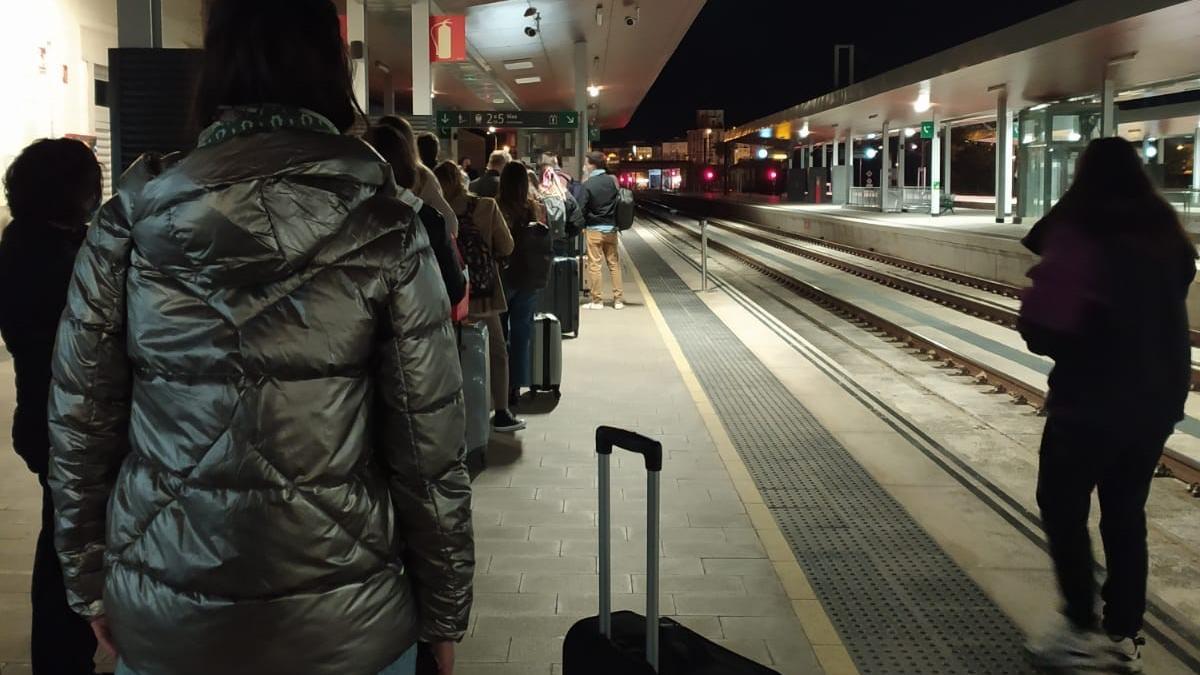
[197, 105, 339, 148]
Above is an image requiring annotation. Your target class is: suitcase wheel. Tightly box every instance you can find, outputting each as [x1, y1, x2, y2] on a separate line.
[552, 386, 561, 399]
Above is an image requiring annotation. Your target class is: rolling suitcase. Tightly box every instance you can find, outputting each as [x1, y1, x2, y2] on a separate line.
[562, 427, 781, 675]
[538, 256, 581, 337]
[456, 321, 491, 473]
[529, 313, 563, 398]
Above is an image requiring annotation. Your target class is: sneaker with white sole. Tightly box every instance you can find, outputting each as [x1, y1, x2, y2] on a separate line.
[491, 410, 526, 433]
[1026, 621, 1116, 671]
[1105, 634, 1144, 673]
[613, 301, 625, 310]
[584, 301, 604, 310]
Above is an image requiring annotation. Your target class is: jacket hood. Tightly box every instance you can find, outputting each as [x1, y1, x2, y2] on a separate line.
[130, 130, 394, 290]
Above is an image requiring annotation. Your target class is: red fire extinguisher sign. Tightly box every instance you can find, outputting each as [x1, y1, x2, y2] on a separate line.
[430, 16, 467, 62]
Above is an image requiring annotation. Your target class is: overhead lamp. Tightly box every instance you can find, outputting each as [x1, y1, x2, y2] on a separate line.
[1145, 145, 1159, 159]
[756, 148, 768, 159]
[1029, 103, 1050, 111]
[798, 122, 810, 139]
[864, 147, 878, 159]
[493, 98, 506, 104]
[913, 93, 931, 113]
[488, 126, 497, 133]
[910, 143, 918, 150]
[588, 84, 601, 98]
[904, 127, 916, 138]
[504, 60, 535, 71]
[515, 76, 542, 84]
[866, 132, 877, 139]
[758, 127, 772, 139]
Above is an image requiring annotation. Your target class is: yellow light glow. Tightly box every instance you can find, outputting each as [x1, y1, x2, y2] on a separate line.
[775, 121, 792, 139]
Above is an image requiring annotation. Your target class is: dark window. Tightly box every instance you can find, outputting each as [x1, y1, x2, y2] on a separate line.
[94, 79, 109, 108]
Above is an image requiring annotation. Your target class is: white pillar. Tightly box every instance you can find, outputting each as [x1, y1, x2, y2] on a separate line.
[118, 0, 162, 48]
[898, 129, 906, 191]
[845, 128, 853, 185]
[930, 107, 941, 216]
[1101, 77, 1116, 137]
[410, 0, 432, 116]
[1192, 126, 1200, 192]
[995, 89, 1013, 222]
[347, 0, 369, 114]
[943, 123, 952, 196]
[880, 122, 891, 212]
[807, 142, 814, 168]
[574, 41, 589, 179]
[833, 134, 840, 165]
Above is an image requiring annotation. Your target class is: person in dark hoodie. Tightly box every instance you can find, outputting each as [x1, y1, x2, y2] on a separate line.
[0, 137, 103, 674]
[1020, 137, 1196, 673]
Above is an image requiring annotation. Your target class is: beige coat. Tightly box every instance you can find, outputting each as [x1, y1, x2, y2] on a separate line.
[450, 193, 512, 316]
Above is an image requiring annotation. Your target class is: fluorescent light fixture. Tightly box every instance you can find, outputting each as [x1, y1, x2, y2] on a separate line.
[758, 128, 772, 139]
[588, 84, 601, 97]
[514, 76, 542, 84]
[504, 60, 535, 71]
[864, 147, 878, 159]
[913, 94, 931, 113]
[866, 133, 877, 140]
[1029, 103, 1050, 111]
[493, 98, 506, 104]
[1107, 51, 1138, 66]
[798, 122, 810, 139]
[904, 127, 916, 138]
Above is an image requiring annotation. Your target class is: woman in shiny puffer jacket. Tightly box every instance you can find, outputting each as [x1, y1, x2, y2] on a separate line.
[46, 2, 473, 674]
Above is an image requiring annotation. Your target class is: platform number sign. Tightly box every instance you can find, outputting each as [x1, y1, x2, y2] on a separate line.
[436, 111, 580, 130]
[920, 121, 935, 139]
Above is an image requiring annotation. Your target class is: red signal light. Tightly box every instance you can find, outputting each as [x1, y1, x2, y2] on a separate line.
[703, 168, 715, 181]
[767, 169, 779, 181]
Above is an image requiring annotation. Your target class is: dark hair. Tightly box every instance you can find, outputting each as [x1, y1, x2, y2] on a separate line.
[459, 156, 472, 166]
[416, 132, 440, 168]
[365, 125, 417, 189]
[434, 160, 465, 201]
[498, 161, 531, 214]
[585, 151, 606, 171]
[193, 0, 360, 132]
[4, 138, 102, 225]
[379, 115, 416, 145]
[1041, 137, 1195, 258]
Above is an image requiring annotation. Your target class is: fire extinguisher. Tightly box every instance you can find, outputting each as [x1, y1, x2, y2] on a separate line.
[431, 19, 452, 60]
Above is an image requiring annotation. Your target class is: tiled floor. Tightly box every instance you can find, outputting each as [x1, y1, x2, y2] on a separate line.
[0, 253, 821, 673]
[458, 269, 823, 674]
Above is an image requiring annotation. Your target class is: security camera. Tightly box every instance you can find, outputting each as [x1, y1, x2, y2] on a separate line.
[524, 25, 538, 37]
[624, 14, 637, 26]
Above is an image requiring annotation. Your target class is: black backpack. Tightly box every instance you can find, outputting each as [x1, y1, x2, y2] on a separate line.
[457, 197, 496, 296]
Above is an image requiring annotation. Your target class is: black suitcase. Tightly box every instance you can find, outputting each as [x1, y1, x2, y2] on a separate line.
[562, 427, 781, 675]
[538, 256, 581, 337]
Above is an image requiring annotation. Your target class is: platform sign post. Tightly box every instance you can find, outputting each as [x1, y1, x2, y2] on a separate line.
[929, 109, 941, 217]
[700, 218, 709, 292]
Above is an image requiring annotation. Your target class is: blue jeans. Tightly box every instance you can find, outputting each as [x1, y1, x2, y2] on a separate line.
[504, 288, 539, 390]
[115, 645, 417, 675]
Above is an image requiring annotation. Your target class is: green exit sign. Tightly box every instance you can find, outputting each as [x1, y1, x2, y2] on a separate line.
[920, 121, 935, 139]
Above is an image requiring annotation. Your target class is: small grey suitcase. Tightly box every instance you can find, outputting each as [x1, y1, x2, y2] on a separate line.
[457, 321, 491, 467]
[530, 313, 563, 398]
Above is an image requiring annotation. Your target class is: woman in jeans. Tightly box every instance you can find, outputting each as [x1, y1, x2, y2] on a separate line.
[434, 160, 523, 432]
[1021, 138, 1195, 673]
[45, 1, 473, 673]
[495, 161, 551, 407]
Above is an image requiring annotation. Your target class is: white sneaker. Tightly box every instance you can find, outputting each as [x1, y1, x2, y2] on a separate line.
[585, 301, 604, 310]
[613, 301, 625, 310]
[1026, 622, 1116, 671]
[1105, 634, 1145, 673]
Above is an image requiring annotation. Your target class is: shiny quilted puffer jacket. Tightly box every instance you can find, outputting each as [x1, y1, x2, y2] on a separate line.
[47, 128, 472, 675]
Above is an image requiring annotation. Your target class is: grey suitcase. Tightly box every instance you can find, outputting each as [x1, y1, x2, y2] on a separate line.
[530, 313, 563, 398]
[457, 321, 491, 469]
[539, 256, 581, 338]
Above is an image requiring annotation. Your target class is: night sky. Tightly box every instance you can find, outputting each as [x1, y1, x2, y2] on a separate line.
[603, 0, 1075, 144]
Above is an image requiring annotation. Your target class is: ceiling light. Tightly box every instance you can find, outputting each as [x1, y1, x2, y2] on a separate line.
[1145, 145, 1159, 159]
[488, 126, 497, 133]
[524, 7, 538, 17]
[493, 98, 506, 104]
[504, 60, 535, 71]
[798, 122, 810, 139]
[913, 93, 931, 113]
[1029, 103, 1050, 111]
[756, 148, 768, 159]
[910, 143, 918, 150]
[588, 85, 601, 98]
[866, 133, 877, 139]
[904, 127, 916, 138]
[864, 147, 878, 159]
[515, 76, 542, 85]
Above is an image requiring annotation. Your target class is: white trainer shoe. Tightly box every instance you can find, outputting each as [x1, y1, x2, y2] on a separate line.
[1105, 634, 1145, 673]
[1026, 621, 1117, 671]
[613, 301, 625, 310]
[584, 301, 604, 310]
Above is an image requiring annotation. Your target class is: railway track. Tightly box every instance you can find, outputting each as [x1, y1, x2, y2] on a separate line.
[637, 206, 1200, 496]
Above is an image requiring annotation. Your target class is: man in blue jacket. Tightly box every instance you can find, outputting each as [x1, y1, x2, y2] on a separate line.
[578, 151, 623, 310]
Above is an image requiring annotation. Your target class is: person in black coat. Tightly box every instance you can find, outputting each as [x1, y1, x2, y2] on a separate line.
[0, 138, 103, 674]
[1020, 138, 1196, 673]
[468, 150, 509, 198]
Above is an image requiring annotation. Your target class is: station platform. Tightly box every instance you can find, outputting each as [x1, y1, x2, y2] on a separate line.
[2, 217, 1200, 674]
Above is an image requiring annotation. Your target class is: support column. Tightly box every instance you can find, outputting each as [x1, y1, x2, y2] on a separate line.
[898, 129, 907, 201]
[832, 134, 840, 165]
[807, 142, 815, 168]
[1101, 77, 1116, 137]
[410, 0, 432, 116]
[942, 123, 952, 197]
[1192, 126, 1200, 193]
[930, 107, 941, 216]
[845, 128, 854, 185]
[574, 41, 589, 179]
[348, 0, 369, 114]
[118, 0, 162, 48]
[995, 89, 1013, 223]
[880, 122, 891, 212]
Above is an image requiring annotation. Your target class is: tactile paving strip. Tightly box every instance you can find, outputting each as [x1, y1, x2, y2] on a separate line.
[625, 233, 1033, 674]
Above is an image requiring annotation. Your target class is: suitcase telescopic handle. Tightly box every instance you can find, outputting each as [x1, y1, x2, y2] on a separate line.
[595, 426, 662, 671]
[596, 426, 663, 471]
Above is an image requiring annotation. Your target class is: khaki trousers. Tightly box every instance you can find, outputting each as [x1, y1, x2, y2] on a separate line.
[585, 229, 623, 303]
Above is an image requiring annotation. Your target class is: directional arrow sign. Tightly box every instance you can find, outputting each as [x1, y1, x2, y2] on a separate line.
[435, 111, 579, 129]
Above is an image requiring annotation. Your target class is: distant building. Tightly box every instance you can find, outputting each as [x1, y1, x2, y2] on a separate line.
[661, 139, 688, 161]
[688, 128, 723, 166]
[696, 109, 725, 129]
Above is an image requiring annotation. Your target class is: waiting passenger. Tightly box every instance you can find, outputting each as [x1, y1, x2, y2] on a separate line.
[434, 160, 522, 432]
[378, 115, 459, 235]
[460, 156, 479, 181]
[469, 150, 510, 198]
[496, 161, 552, 409]
[416, 131, 440, 169]
[0, 138, 103, 675]
[1020, 137, 1195, 673]
[45, 1, 473, 674]
[578, 151, 624, 309]
[366, 124, 466, 306]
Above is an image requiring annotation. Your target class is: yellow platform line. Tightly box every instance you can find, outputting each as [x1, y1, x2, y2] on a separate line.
[624, 242, 860, 675]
